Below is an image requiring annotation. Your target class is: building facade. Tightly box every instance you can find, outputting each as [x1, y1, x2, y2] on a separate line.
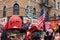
[48, 0, 60, 20]
[1, 0, 59, 21]
[0, 0, 41, 18]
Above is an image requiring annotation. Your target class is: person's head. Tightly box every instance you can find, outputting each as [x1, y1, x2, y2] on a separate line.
[7, 29, 20, 40]
[40, 35, 44, 38]
[32, 32, 40, 40]
[7, 28, 26, 40]
[40, 35, 45, 40]
[54, 32, 60, 39]
[55, 32, 60, 36]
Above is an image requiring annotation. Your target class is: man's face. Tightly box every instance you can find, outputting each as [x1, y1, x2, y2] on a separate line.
[9, 34, 20, 40]
[9, 35, 16, 40]
[7, 30, 25, 40]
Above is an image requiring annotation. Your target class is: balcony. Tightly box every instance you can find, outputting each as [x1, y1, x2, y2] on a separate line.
[40, 0, 46, 6]
[45, 0, 53, 8]
[39, 0, 53, 8]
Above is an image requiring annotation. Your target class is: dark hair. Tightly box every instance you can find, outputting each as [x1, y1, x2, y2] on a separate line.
[1, 29, 7, 40]
[32, 32, 40, 40]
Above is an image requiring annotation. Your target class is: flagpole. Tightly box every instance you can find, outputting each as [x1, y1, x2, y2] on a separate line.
[27, 0, 33, 19]
[42, 6, 45, 30]
[28, 0, 30, 13]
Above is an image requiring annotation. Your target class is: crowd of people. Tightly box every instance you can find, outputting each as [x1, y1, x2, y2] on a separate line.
[0, 19, 60, 40]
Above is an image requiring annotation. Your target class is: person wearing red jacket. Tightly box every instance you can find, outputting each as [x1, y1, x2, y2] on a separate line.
[4, 15, 23, 40]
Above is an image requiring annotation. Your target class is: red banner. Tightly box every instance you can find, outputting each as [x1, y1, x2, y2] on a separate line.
[45, 20, 60, 31]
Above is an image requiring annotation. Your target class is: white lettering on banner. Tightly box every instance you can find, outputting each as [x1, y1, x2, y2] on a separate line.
[32, 19, 39, 24]
[45, 22, 50, 31]
[0, 17, 7, 25]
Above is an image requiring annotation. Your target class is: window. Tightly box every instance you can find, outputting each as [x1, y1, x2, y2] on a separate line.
[25, 6, 29, 15]
[3, 6, 6, 17]
[58, 2, 60, 10]
[58, 2, 59, 9]
[53, 0, 56, 8]
[26, 5, 36, 14]
[54, 13, 56, 20]
[46, 0, 49, 5]
[28, 6, 33, 13]
[33, 8, 36, 15]
[41, 0, 45, 3]
[45, 11, 49, 20]
[13, 3, 19, 15]
[25, 6, 36, 18]
[26, 6, 33, 13]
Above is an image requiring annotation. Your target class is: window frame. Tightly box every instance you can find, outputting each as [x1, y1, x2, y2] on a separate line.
[3, 6, 6, 17]
[54, 13, 56, 20]
[33, 8, 36, 15]
[13, 3, 19, 15]
[53, 0, 56, 8]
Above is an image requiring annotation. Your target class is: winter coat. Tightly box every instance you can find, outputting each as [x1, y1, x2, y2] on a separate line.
[1, 29, 7, 40]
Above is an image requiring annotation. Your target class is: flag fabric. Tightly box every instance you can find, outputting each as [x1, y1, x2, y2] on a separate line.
[25, 0, 36, 19]
[25, 0, 30, 17]
[25, 7, 29, 17]
[25, 7, 36, 19]
[37, 7, 45, 30]
[27, 13, 36, 19]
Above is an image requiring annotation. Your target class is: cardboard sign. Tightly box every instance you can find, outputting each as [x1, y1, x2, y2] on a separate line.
[0, 17, 7, 25]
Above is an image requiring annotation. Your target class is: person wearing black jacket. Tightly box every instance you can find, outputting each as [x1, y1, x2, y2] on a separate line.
[1, 29, 7, 40]
[32, 32, 40, 40]
[0, 24, 7, 40]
